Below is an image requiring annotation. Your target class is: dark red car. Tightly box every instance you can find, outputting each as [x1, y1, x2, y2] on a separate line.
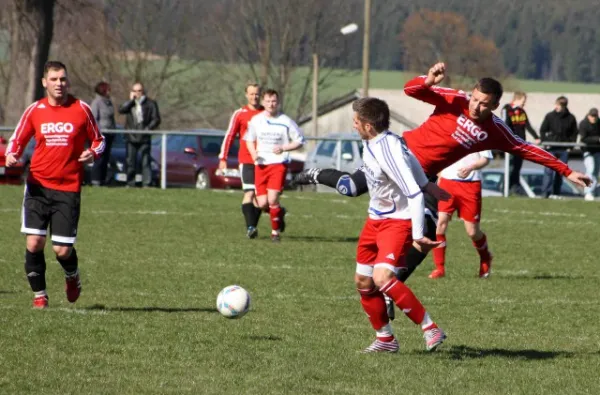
[151, 130, 304, 189]
[0, 136, 26, 185]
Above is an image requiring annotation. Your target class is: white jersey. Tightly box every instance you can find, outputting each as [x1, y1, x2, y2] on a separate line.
[440, 150, 493, 181]
[244, 112, 304, 165]
[362, 131, 429, 240]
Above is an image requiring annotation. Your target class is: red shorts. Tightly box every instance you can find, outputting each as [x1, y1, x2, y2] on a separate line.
[255, 163, 287, 196]
[437, 178, 482, 223]
[356, 218, 413, 274]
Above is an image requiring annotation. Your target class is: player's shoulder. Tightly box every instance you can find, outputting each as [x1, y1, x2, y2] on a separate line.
[275, 113, 297, 126]
[490, 114, 512, 133]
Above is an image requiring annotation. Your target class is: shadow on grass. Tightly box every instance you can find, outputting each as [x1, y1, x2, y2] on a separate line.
[531, 274, 583, 280]
[85, 304, 217, 313]
[286, 235, 359, 243]
[243, 335, 283, 341]
[0, 290, 17, 294]
[441, 345, 574, 360]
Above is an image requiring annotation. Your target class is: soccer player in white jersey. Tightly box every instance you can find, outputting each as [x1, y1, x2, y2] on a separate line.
[430, 150, 494, 279]
[352, 97, 447, 353]
[245, 89, 305, 242]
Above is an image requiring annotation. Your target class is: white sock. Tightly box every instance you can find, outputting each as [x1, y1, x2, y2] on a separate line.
[271, 230, 279, 236]
[420, 312, 434, 330]
[34, 290, 47, 297]
[376, 323, 394, 340]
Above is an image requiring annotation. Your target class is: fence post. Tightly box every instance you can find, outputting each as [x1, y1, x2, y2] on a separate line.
[336, 139, 342, 171]
[503, 152, 510, 197]
[160, 133, 167, 190]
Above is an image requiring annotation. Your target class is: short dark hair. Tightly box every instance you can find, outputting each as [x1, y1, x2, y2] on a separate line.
[556, 96, 568, 107]
[95, 81, 110, 96]
[474, 78, 503, 104]
[43, 61, 67, 76]
[262, 88, 279, 99]
[245, 82, 260, 93]
[352, 97, 390, 132]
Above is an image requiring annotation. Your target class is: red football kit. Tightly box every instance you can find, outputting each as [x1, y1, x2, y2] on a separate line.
[219, 105, 264, 165]
[402, 76, 572, 177]
[7, 95, 105, 192]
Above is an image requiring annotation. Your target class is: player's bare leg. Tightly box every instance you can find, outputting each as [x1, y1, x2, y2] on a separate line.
[464, 221, 493, 278]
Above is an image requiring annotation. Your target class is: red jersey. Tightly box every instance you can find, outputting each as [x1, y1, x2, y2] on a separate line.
[402, 76, 572, 177]
[7, 95, 105, 192]
[219, 105, 263, 164]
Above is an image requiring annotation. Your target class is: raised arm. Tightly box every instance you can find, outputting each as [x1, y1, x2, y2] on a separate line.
[404, 63, 466, 107]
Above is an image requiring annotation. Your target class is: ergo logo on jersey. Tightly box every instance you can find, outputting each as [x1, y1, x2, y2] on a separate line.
[41, 122, 74, 134]
[456, 114, 488, 141]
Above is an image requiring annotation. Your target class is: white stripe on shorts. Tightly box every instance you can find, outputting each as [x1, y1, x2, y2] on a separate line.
[51, 235, 76, 244]
[356, 263, 373, 277]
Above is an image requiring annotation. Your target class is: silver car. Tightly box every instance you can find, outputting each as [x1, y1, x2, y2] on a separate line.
[481, 168, 584, 198]
[305, 132, 363, 173]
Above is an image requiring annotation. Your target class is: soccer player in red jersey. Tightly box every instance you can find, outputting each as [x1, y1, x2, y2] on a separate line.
[5, 61, 105, 309]
[245, 89, 305, 242]
[219, 83, 265, 239]
[293, 62, 591, 283]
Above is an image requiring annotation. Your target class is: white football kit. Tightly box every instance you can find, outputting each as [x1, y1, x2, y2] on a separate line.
[440, 150, 493, 181]
[245, 112, 304, 165]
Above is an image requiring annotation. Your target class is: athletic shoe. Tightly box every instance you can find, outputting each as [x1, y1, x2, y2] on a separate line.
[424, 327, 447, 351]
[290, 168, 321, 187]
[279, 207, 287, 233]
[584, 193, 594, 201]
[247, 226, 258, 239]
[65, 270, 82, 303]
[33, 295, 48, 309]
[428, 268, 446, 279]
[271, 233, 281, 243]
[479, 254, 492, 279]
[361, 338, 399, 353]
[384, 294, 395, 321]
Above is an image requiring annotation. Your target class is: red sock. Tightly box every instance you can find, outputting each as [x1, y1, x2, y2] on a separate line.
[269, 205, 281, 232]
[358, 287, 389, 332]
[432, 234, 446, 270]
[380, 278, 426, 325]
[473, 233, 491, 262]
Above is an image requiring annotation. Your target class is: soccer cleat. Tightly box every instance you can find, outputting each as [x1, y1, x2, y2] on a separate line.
[271, 233, 281, 243]
[279, 207, 287, 233]
[65, 270, 82, 303]
[247, 226, 258, 239]
[479, 254, 493, 279]
[384, 294, 395, 321]
[291, 168, 321, 187]
[33, 295, 49, 309]
[428, 268, 446, 279]
[424, 327, 447, 351]
[361, 338, 399, 353]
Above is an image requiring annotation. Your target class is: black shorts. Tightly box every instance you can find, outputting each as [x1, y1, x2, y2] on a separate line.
[239, 164, 255, 191]
[21, 183, 81, 246]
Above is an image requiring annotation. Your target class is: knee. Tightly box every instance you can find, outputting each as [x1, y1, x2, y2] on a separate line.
[354, 273, 373, 290]
[26, 236, 45, 253]
[466, 226, 482, 240]
[372, 268, 394, 288]
[53, 245, 73, 260]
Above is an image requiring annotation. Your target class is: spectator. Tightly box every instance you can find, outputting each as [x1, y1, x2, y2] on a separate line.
[579, 108, 600, 201]
[91, 82, 116, 186]
[118, 82, 161, 187]
[501, 91, 541, 195]
[539, 96, 578, 198]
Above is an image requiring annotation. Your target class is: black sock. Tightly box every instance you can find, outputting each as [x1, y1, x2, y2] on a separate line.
[316, 169, 348, 188]
[252, 206, 262, 227]
[25, 250, 46, 292]
[397, 247, 428, 282]
[57, 248, 78, 274]
[241, 203, 255, 228]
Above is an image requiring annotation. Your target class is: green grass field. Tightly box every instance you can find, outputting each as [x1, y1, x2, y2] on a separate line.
[1, 186, 599, 394]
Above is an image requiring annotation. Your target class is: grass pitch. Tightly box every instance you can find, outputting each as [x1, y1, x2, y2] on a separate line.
[1, 186, 599, 394]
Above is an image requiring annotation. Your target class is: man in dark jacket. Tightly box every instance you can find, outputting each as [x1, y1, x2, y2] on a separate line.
[539, 96, 578, 198]
[119, 82, 161, 187]
[501, 91, 541, 194]
[579, 108, 600, 201]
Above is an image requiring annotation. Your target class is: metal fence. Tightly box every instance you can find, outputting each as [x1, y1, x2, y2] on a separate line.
[2, 126, 597, 196]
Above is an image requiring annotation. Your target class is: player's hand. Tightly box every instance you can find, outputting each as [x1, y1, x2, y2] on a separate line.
[533, 139, 541, 145]
[457, 167, 471, 179]
[425, 62, 446, 86]
[129, 91, 135, 100]
[5, 153, 18, 167]
[423, 182, 451, 202]
[218, 160, 227, 170]
[78, 149, 94, 164]
[413, 237, 443, 253]
[273, 145, 284, 155]
[567, 171, 592, 187]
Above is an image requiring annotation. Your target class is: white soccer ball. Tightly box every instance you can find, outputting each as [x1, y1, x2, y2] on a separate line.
[216, 285, 251, 319]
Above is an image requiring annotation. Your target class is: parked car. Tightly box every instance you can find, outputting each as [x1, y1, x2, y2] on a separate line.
[150, 130, 305, 189]
[304, 132, 363, 173]
[0, 135, 26, 185]
[481, 168, 585, 198]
